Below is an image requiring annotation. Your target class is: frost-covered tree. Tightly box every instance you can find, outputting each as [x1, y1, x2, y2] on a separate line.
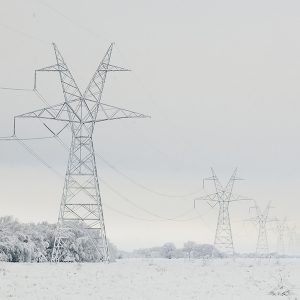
[0, 216, 117, 262]
[160, 243, 176, 259]
[183, 241, 196, 260]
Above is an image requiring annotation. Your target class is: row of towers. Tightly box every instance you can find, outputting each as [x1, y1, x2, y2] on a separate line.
[195, 168, 298, 258]
[4, 44, 298, 261]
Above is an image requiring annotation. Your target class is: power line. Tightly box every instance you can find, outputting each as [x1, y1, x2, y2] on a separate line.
[0, 22, 49, 45]
[30, 89, 184, 220]
[3, 127, 214, 225]
[31, 89, 209, 221]
[104, 201, 216, 224]
[95, 151, 203, 199]
[31, 86, 204, 199]
[9, 131, 210, 223]
[53, 132, 202, 221]
[0, 135, 55, 141]
[100, 177, 195, 221]
[0, 87, 68, 141]
[7, 133, 160, 223]
[15, 137, 63, 179]
[102, 203, 162, 222]
[35, 0, 110, 45]
[52, 134, 202, 222]
[0, 87, 33, 92]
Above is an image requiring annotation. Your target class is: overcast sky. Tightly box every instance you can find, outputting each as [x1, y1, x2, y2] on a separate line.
[0, 0, 300, 252]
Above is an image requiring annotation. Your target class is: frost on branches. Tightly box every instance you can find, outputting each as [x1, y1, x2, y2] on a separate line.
[0, 216, 117, 262]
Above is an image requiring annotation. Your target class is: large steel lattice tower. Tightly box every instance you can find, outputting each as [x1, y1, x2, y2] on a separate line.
[248, 202, 275, 257]
[195, 168, 248, 256]
[16, 43, 148, 262]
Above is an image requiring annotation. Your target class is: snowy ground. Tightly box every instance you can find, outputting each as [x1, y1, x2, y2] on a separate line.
[0, 258, 299, 300]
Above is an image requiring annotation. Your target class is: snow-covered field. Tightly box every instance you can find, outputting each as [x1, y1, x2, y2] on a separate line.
[0, 258, 299, 300]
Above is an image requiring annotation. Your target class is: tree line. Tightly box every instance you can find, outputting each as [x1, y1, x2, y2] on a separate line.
[0, 216, 220, 262]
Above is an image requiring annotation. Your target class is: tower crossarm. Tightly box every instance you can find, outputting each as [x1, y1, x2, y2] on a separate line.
[227, 193, 251, 202]
[194, 193, 219, 208]
[34, 63, 68, 90]
[97, 63, 130, 72]
[36, 64, 67, 72]
[15, 102, 149, 124]
[15, 102, 81, 123]
[93, 103, 150, 122]
[249, 201, 275, 223]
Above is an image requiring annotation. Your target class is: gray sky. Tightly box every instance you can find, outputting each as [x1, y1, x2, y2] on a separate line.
[0, 0, 300, 252]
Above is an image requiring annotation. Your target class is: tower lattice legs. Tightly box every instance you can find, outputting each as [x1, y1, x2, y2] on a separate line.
[51, 136, 109, 262]
[256, 223, 268, 257]
[214, 202, 234, 256]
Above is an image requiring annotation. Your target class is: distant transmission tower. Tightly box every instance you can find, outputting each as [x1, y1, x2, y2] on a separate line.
[195, 168, 249, 256]
[248, 202, 275, 257]
[287, 225, 296, 256]
[14, 43, 148, 262]
[276, 218, 287, 256]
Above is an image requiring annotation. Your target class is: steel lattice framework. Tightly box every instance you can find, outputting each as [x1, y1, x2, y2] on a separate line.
[195, 168, 249, 256]
[16, 43, 148, 262]
[248, 202, 275, 257]
[276, 218, 287, 256]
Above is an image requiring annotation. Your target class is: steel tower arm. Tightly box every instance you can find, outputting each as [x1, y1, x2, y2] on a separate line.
[94, 103, 149, 122]
[16, 102, 149, 123]
[15, 102, 80, 123]
[225, 193, 251, 202]
[35, 44, 83, 106]
[194, 193, 219, 208]
[52, 43, 83, 103]
[83, 43, 130, 122]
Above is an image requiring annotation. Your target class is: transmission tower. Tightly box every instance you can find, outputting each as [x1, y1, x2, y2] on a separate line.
[195, 168, 249, 256]
[14, 43, 148, 262]
[287, 225, 297, 256]
[247, 202, 275, 257]
[276, 218, 287, 256]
